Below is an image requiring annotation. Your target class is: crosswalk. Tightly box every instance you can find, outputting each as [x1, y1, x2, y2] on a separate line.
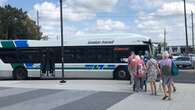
[0, 87, 130, 110]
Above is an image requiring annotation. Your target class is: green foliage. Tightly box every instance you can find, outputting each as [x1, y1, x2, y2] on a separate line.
[0, 5, 42, 40]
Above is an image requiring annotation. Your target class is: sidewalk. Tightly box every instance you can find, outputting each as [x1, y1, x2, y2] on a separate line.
[0, 80, 131, 93]
[0, 80, 194, 110]
[108, 83, 195, 110]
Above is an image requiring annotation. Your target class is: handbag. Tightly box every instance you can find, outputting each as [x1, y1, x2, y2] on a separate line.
[171, 61, 179, 76]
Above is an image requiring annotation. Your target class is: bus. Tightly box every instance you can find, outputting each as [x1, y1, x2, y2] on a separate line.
[0, 33, 152, 80]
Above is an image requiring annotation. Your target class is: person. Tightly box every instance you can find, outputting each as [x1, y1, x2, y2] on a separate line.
[141, 55, 148, 91]
[132, 55, 146, 92]
[171, 81, 176, 92]
[146, 55, 161, 95]
[128, 51, 136, 84]
[159, 51, 173, 100]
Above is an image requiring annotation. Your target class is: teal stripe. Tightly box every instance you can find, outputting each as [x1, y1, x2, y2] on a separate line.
[1, 41, 15, 48]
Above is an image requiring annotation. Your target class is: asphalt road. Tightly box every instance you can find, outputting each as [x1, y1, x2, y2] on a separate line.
[174, 69, 195, 83]
[0, 87, 129, 110]
[0, 70, 194, 110]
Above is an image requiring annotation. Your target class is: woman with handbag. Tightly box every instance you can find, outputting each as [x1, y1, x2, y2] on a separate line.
[146, 55, 161, 95]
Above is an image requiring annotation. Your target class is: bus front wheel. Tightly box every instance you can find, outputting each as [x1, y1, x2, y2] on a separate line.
[13, 67, 28, 80]
[114, 67, 130, 80]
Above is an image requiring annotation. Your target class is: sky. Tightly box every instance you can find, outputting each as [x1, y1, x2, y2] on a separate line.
[0, 0, 195, 46]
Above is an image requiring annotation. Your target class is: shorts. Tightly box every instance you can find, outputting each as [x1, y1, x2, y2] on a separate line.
[162, 76, 172, 86]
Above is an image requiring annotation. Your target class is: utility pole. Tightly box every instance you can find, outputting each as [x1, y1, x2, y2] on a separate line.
[164, 28, 166, 51]
[183, 0, 189, 54]
[59, 0, 66, 83]
[192, 11, 194, 50]
[37, 10, 39, 26]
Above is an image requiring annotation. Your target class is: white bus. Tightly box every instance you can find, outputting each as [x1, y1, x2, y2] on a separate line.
[0, 33, 152, 80]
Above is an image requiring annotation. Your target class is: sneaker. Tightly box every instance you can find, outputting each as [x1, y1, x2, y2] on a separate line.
[130, 81, 133, 85]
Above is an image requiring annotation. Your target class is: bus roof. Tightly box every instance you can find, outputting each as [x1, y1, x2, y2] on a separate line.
[0, 33, 150, 47]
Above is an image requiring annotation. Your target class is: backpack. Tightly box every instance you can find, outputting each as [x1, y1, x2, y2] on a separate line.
[133, 63, 145, 78]
[161, 64, 171, 76]
[171, 61, 179, 76]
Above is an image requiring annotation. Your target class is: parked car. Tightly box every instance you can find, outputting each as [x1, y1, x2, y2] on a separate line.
[188, 54, 195, 61]
[171, 53, 182, 60]
[173, 56, 195, 69]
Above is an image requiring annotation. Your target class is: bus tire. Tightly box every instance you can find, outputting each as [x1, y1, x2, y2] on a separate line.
[13, 67, 28, 80]
[114, 67, 130, 80]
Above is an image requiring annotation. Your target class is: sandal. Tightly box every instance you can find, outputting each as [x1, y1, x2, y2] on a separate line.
[173, 87, 176, 92]
[162, 96, 168, 100]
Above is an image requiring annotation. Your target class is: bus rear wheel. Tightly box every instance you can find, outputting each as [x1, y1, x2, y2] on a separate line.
[114, 67, 130, 80]
[13, 67, 28, 80]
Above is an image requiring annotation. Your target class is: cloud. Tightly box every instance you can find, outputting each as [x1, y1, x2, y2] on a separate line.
[34, 2, 59, 21]
[33, 0, 118, 22]
[0, 0, 7, 6]
[157, 2, 195, 16]
[96, 19, 127, 31]
[133, 1, 195, 45]
[65, 0, 118, 12]
[29, 0, 119, 39]
[128, 0, 163, 11]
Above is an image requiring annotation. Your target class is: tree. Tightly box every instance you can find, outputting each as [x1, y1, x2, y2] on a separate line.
[0, 5, 42, 40]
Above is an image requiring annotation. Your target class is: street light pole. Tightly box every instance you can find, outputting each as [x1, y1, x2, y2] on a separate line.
[192, 11, 194, 50]
[183, 0, 189, 54]
[164, 28, 166, 51]
[60, 0, 66, 83]
[37, 10, 39, 26]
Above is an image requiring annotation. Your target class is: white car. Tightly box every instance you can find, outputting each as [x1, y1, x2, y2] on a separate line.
[188, 54, 195, 61]
[174, 56, 195, 69]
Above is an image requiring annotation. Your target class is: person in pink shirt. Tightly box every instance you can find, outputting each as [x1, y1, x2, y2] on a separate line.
[128, 51, 136, 84]
[132, 55, 146, 92]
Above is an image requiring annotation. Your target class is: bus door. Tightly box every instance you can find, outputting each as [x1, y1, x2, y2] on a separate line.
[40, 48, 55, 78]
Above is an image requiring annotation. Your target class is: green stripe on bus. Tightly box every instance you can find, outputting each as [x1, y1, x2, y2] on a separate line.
[1, 41, 24, 69]
[11, 64, 24, 70]
[1, 41, 15, 48]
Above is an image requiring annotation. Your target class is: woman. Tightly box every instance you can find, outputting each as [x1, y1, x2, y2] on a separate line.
[132, 55, 146, 92]
[159, 51, 173, 100]
[128, 51, 136, 85]
[146, 56, 160, 95]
